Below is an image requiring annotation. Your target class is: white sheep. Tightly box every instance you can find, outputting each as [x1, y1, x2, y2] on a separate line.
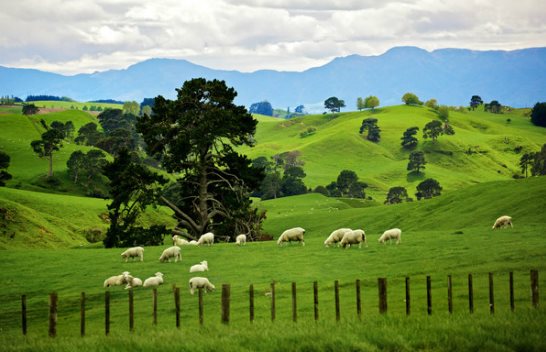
[492, 215, 513, 230]
[324, 228, 352, 247]
[143, 272, 164, 288]
[277, 227, 306, 246]
[123, 272, 143, 289]
[159, 246, 182, 263]
[340, 229, 367, 248]
[189, 240, 198, 245]
[120, 246, 144, 262]
[235, 234, 247, 246]
[197, 232, 215, 246]
[189, 277, 216, 295]
[172, 235, 189, 246]
[103, 271, 130, 288]
[189, 260, 208, 273]
[378, 228, 402, 244]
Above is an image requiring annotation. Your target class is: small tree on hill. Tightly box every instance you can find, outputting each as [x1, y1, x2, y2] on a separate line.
[30, 128, 64, 178]
[519, 152, 535, 178]
[530, 102, 546, 127]
[359, 118, 381, 142]
[425, 99, 439, 110]
[423, 120, 444, 141]
[401, 126, 419, 149]
[324, 97, 345, 113]
[385, 186, 411, 204]
[75, 122, 103, 146]
[356, 97, 364, 111]
[364, 96, 380, 111]
[415, 178, 442, 200]
[402, 92, 422, 105]
[470, 95, 483, 110]
[22, 104, 39, 115]
[485, 100, 502, 114]
[407, 151, 426, 173]
[0, 150, 12, 186]
[437, 105, 449, 121]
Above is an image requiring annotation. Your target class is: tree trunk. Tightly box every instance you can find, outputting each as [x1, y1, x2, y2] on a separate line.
[198, 158, 209, 235]
[48, 153, 53, 177]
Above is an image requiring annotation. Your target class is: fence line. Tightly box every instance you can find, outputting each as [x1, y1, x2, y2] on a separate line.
[17, 270, 543, 336]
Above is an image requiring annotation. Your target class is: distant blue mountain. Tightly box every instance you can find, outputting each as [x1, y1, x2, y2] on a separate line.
[1, 46, 545, 109]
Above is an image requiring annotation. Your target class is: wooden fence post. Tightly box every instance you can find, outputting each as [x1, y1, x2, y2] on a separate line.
[531, 269, 539, 308]
[222, 284, 230, 324]
[447, 275, 453, 314]
[271, 282, 276, 322]
[405, 277, 410, 315]
[291, 282, 297, 322]
[174, 287, 180, 329]
[198, 288, 204, 325]
[48, 292, 57, 338]
[489, 272, 495, 314]
[509, 272, 515, 312]
[427, 276, 432, 315]
[378, 278, 387, 314]
[249, 284, 254, 323]
[313, 281, 319, 321]
[105, 291, 110, 335]
[80, 292, 85, 337]
[356, 279, 362, 320]
[21, 295, 27, 336]
[468, 274, 474, 314]
[334, 280, 340, 322]
[129, 289, 134, 331]
[152, 288, 158, 326]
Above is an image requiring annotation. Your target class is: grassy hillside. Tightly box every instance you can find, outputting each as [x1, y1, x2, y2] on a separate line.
[27, 100, 123, 111]
[243, 106, 545, 198]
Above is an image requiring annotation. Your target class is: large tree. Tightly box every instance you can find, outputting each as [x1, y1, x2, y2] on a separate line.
[530, 102, 546, 127]
[137, 78, 264, 239]
[415, 178, 442, 200]
[401, 126, 419, 149]
[30, 128, 64, 177]
[324, 96, 345, 113]
[0, 150, 12, 186]
[470, 95, 483, 110]
[385, 186, 410, 204]
[402, 92, 421, 105]
[22, 103, 39, 115]
[359, 118, 381, 142]
[423, 120, 444, 141]
[407, 151, 426, 173]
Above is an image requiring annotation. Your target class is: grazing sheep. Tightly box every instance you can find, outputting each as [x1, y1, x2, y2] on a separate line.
[235, 234, 247, 246]
[492, 215, 513, 230]
[123, 272, 143, 289]
[172, 235, 189, 246]
[378, 228, 402, 244]
[120, 246, 144, 262]
[189, 240, 198, 245]
[277, 227, 306, 246]
[189, 260, 209, 273]
[103, 271, 130, 288]
[324, 228, 352, 247]
[189, 277, 216, 295]
[143, 272, 164, 288]
[159, 246, 182, 263]
[340, 229, 367, 248]
[197, 232, 215, 246]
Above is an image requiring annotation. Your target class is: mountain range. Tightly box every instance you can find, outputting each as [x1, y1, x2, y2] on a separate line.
[1, 46, 545, 110]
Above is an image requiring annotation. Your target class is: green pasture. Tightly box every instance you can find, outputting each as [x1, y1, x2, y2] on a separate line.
[28, 100, 123, 111]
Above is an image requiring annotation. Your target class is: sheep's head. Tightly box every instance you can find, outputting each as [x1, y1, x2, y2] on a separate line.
[155, 272, 164, 277]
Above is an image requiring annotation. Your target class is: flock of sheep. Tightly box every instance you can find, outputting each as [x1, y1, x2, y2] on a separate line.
[103, 215, 512, 292]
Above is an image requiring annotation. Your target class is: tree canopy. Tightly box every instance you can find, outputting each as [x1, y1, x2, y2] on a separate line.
[324, 97, 345, 113]
[401, 126, 419, 149]
[359, 118, 381, 142]
[530, 102, 546, 127]
[30, 127, 64, 177]
[402, 92, 422, 105]
[416, 178, 442, 200]
[364, 96, 380, 110]
[470, 95, 483, 110]
[0, 150, 12, 187]
[407, 151, 426, 173]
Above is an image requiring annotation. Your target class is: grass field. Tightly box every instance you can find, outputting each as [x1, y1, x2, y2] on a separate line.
[25, 100, 123, 111]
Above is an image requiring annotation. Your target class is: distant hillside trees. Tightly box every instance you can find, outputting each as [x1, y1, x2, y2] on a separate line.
[316, 170, 367, 199]
[50, 121, 75, 139]
[0, 151, 12, 187]
[96, 109, 140, 156]
[470, 95, 483, 110]
[25, 95, 73, 102]
[359, 118, 381, 142]
[75, 123, 103, 146]
[90, 99, 124, 104]
[67, 149, 108, 196]
[140, 98, 155, 110]
[531, 144, 546, 176]
[407, 151, 426, 173]
[0, 95, 22, 104]
[401, 127, 419, 149]
[415, 178, 442, 200]
[437, 105, 449, 121]
[385, 186, 411, 204]
[30, 125, 64, 178]
[254, 152, 307, 199]
[402, 92, 422, 105]
[485, 100, 502, 113]
[324, 96, 345, 113]
[249, 101, 273, 116]
[364, 96, 380, 111]
[425, 99, 439, 110]
[422, 119, 454, 141]
[357, 97, 364, 111]
[519, 152, 534, 178]
[530, 102, 546, 127]
[22, 103, 39, 115]
[122, 101, 140, 116]
[141, 105, 152, 116]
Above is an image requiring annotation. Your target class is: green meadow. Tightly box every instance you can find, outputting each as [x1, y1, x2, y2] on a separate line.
[27, 100, 123, 111]
[0, 103, 545, 350]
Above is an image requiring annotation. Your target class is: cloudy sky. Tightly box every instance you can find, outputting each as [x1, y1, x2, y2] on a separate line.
[1, 0, 545, 75]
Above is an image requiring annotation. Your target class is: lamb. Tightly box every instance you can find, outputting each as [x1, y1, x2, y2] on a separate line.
[378, 228, 402, 244]
[123, 272, 143, 289]
[159, 246, 182, 263]
[492, 215, 513, 230]
[172, 235, 189, 246]
[189, 260, 208, 273]
[120, 246, 144, 262]
[143, 272, 164, 288]
[324, 228, 352, 247]
[339, 229, 367, 248]
[103, 271, 130, 288]
[197, 232, 215, 246]
[235, 234, 247, 246]
[189, 277, 216, 295]
[277, 227, 306, 246]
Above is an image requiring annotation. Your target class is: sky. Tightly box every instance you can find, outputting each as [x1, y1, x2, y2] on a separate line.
[1, 0, 545, 75]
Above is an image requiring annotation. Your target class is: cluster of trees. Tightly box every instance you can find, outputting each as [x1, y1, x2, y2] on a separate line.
[530, 102, 546, 127]
[384, 178, 442, 204]
[519, 143, 546, 177]
[81, 105, 105, 112]
[314, 170, 367, 198]
[360, 118, 381, 142]
[357, 96, 380, 111]
[22, 104, 40, 115]
[0, 96, 23, 104]
[67, 150, 108, 196]
[0, 150, 12, 186]
[25, 95, 74, 102]
[324, 97, 345, 113]
[253, 151, 307, 200]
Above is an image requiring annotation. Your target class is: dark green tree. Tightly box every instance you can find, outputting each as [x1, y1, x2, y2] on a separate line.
[67, 150, 86, 183]
[530, 102, 546, 127]
[30, 128, 64, 177]
[401, 126, 419, 149]
[415, 178, 442, 200]
[324, 96, 345, 113]
[0, 150, 12, 186]
[280, 166, 307, 197]
[67, 149, 108, 194]
[335, 170, 367, 198]
[75, 122, 103, 146]
[359, 118, 381, 142]
[259, 172, 282, 200]
[137, 78, 264, 239]
[519, 152, 535, 178]
[423, 120, 444, 141]
[325, 181, 341, 197]
[385, 186, 410, 204]
[485, 100, 502, 113]
[470, 95, 483, 110]
[531, 144, 546, 176]
[103, 149, 168, 248]
[407, 151, 426, 173]
[22, 104, 39, 115]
